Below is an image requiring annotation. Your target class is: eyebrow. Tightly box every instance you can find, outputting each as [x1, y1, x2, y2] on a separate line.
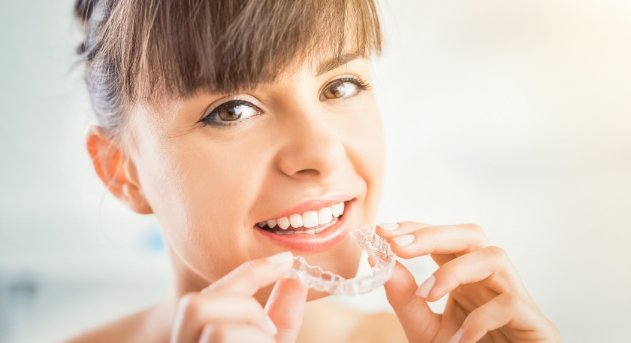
[315, 52, 362, 76]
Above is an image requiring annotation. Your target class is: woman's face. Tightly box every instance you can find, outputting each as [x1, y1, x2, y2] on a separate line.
[124, 55, 385, 297]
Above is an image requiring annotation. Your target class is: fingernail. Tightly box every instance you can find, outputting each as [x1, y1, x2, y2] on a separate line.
[367, 256, 376, 267]
[266, 251, 293, 264]
[379, 222, 399, 231]
[392, 234, 415, 246]
[264, 316, 278, 335]
[415, 275, 436, 298]
[448, 328, 463, 343]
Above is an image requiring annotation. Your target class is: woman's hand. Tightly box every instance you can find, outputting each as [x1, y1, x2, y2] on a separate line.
[376, 222, 559, 343]
[170, 251, 308, 343]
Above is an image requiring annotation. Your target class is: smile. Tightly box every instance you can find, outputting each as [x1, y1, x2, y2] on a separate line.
[254, 198, 355, 252]
[256, 201, 345, 234]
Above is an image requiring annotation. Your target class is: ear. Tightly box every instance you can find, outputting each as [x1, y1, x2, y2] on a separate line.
[86, 126, 153, 214]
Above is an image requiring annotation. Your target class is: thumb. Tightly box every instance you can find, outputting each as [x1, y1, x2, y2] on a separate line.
[265, 277, 308, 343]
[379, 259, 440, 342]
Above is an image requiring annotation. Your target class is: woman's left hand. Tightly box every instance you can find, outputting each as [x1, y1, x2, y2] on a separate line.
[375, 222, 559, 343]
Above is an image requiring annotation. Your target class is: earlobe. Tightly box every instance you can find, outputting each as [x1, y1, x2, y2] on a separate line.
[85, 126, 153, 214]
[120, 182, 153, 214]
[119, 156, 153, 214]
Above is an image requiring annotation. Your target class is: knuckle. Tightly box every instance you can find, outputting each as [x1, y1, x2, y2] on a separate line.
[431, 266, 448, 282]
[463, 223, 483, 234]
[461, 311, 484, 333]
[198, 324, 215, 343]
[413, 229, 434, 246]
[463, 223, 489, 242]
[502, 292, 521, 311]
[177, 292, 203, 319]
[208, 324, 228, 342]
[486, 245, 508, 261]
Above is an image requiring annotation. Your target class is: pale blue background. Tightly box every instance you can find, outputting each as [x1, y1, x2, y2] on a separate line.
[1, 0, 630, 342]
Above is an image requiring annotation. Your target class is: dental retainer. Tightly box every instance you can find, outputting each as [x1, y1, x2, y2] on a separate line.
[289, 224, 395, 295]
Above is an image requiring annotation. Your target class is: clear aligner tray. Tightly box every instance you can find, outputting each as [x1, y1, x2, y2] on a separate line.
[288, 224, 395, 295]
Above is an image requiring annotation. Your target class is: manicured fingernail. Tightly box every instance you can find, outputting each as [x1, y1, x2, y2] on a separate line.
[266, 251, 293, 264]
[265, 316, 278, 335]
[448, 328, 463, 343]
[416, 275, 436, 298]
[392, 234, 415, 246]
[379, 222, 399, 231]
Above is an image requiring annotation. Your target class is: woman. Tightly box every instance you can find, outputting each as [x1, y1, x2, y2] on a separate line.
[70, 0, 559, 342]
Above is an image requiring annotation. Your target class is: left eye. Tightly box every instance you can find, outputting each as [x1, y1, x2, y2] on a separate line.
[200, 100, 262, 127]
[321, 78, 366, 100]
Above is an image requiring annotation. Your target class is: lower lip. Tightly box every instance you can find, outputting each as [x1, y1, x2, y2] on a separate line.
[254, 200, 354, 253]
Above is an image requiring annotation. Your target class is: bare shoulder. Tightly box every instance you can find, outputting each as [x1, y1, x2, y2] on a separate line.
[64, 307, 154, 343]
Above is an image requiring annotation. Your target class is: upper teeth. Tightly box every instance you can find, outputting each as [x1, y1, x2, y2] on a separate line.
[257, 202, 345, 230]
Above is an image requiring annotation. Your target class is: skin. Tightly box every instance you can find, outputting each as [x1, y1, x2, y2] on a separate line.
[72, 55, 559, 342]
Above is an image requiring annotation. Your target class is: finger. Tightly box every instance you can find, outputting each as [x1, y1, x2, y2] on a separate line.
[455, 292, 556, 343]
[417, 246, 522, 301]
[381, 260, 439, 343]
[264, 278, 308, 343]
[171, 294, 276, 343]
[377, 221, 432, 235]
[198, 323, 275, 343]
[204, 251, 294, 296]
[376, 222, 489, 259]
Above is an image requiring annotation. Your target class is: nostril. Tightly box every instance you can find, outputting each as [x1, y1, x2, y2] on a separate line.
[294, 168, 320, 177]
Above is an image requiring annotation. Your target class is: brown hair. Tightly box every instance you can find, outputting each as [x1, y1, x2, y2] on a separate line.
[74, 0, 382, 138]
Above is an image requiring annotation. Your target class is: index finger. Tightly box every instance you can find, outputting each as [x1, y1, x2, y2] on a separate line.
[203, 251, 295, 296]
[376, 222, 489, 259]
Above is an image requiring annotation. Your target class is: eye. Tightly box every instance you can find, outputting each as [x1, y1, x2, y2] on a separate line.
[200, 100, 262, 127]
[320, 76, 370, 101]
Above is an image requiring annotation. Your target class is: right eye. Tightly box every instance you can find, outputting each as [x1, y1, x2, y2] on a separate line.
[200, 100, 263, 127]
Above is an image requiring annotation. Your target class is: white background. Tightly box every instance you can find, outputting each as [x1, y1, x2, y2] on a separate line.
[1, 0, 629, 342]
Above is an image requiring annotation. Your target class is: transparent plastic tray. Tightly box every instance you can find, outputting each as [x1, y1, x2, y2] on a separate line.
[289, 224, 395, 295]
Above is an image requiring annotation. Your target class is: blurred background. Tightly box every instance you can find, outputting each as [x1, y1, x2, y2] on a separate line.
[1, 0, 629, 341]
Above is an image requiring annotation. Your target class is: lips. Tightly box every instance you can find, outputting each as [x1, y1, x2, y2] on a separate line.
[254, 199, 355, 253]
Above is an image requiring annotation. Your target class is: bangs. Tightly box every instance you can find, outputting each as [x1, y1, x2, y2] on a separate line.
[93, 0, 382, 102]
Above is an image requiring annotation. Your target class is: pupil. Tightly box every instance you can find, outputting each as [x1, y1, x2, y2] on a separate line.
[326, 81, 356, 99]
[332, 83, 345, 97]
[219, 105, 242, 121]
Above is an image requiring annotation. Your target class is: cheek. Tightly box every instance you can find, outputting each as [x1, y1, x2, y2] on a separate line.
[134, 134, 268, 279]
[346, 101, 386, 221]
[361, 109, 386, 177]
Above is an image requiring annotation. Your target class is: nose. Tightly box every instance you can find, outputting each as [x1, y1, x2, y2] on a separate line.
[275, 113, 346, 182]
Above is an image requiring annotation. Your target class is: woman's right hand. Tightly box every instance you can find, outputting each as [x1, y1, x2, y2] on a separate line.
[170, 251, 308, 343]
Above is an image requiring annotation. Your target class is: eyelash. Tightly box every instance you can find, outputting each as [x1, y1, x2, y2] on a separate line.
[199, 75, 371, 128]
[330, 76, 371, 93]
[199, 99, 259, 128]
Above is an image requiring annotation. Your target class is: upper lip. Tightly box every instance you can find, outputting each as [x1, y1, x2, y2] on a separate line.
[257, 194, 355, 224]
